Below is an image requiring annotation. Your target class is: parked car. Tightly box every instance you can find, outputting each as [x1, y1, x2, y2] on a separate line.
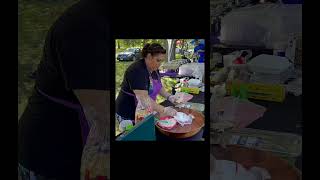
[117, 48, 141, 61]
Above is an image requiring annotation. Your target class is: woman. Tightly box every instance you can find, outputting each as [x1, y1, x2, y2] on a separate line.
[116, 43, 178, 128]
[18, 0, 110, 179]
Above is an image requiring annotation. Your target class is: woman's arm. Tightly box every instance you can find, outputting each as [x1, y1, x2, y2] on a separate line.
[159, 87, 172, 100]
[74, 89, 110, 179]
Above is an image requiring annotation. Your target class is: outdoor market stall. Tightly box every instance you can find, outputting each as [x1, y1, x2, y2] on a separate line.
[209, 4, 302, 175]
[116, 40, 206, 141]
[210, 44, 302, 177]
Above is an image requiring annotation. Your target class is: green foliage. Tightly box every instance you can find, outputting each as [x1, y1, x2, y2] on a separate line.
[115, 61, 133, 98]
[116, 39, 166, 51]
[175, 54, 182, 59]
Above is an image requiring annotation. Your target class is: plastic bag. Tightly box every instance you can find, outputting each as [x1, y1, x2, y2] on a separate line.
[178, 63, 204, 79]
[119, 120, 134, 132]
[174, 112, 194, 126]
[178, 63, 196, 76]
[187, 79, 202, 87]
[285, 77, 302, 96]
[219, 4, 302, 48]
[175, 102, 205, 112]
[174, 92, 193, 104]
[210, 84, 226, 123]
[192, 64, 205, 80]
[221, 96, 266, 129]
[211, 67, 229, 83]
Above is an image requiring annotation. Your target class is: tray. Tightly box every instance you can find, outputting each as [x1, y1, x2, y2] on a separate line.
[156, 108, 205, 138]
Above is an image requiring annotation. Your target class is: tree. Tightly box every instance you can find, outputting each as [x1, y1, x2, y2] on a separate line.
[166, 39, 176, 62]
[163, 40, 168, 62]
[117, 40, 121, 49]
[171, 39, 176, 61]
[142, 39, 146, 47]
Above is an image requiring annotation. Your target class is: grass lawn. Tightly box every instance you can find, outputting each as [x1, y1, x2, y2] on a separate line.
[115, 60, 133, 98]
[18, 0, 80, 119]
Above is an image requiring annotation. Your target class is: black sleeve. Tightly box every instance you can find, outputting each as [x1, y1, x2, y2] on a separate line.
[55, 15, 110, 91]
[125, 67, 149, 91]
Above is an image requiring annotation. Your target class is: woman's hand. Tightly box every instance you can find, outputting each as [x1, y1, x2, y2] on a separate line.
[168, 95, 179, 104]
[163, 106, 178, 117]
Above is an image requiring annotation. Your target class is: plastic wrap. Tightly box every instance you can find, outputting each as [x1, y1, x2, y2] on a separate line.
[174, 92, 193, 104]
[176, 102, 205, 112]
[178, 63, 205, 78]
[219, 4, 302, 49]
[220, 96, 266, 129]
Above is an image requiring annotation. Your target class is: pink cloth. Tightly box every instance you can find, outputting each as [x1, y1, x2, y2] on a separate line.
[221, 97, 266, 129]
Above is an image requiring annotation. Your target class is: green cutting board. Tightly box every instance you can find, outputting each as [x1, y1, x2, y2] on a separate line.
[116, 115, 156, 141]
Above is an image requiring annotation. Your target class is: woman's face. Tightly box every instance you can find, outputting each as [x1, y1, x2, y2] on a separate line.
[146, 53, 166, 71]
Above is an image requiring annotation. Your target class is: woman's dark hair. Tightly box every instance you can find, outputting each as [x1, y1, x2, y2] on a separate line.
[141, 43, 166, 58]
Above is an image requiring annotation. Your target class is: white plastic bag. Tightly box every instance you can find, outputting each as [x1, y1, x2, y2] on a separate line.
[192, 64, 205, 80]
[285, 77, 302, 96]
[188, 79, 202, 87]
[119, 120, 134, 132]
[219, 4, 302, 48]
[174, 112, 194, 126]
[248, 54, 293, 74]
[178, 63, 204, 79]
[178, 63, 197, 76]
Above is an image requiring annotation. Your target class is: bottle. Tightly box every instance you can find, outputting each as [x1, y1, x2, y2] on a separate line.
[238, 84, 248, 100]
[233, 51, 248, 64]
